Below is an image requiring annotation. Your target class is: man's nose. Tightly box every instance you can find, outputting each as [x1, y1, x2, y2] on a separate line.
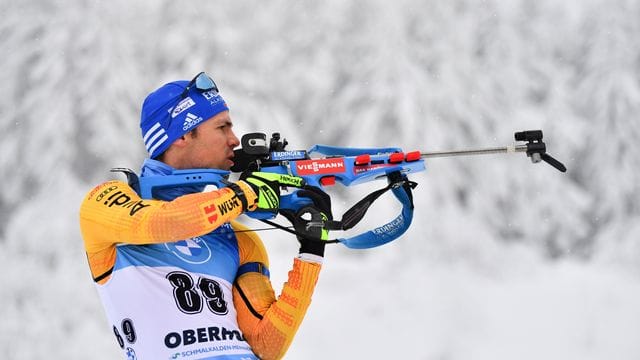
[229, 131, 240, 147]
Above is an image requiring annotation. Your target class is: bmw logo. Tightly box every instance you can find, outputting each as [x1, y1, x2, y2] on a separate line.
[165, 237, 212, 264]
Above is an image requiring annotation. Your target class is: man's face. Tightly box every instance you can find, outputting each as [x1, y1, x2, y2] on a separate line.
[181, 111, 240, 170]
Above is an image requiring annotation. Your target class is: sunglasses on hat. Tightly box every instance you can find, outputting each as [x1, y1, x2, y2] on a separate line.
[179, 72, 219, 99]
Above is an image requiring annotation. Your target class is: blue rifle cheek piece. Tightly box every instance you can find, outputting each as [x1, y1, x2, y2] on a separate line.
[138, 169, 230, 199]
[338, 184, 414, 249]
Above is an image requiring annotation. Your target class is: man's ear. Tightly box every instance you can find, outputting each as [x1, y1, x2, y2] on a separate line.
[171, 135, 190, 148]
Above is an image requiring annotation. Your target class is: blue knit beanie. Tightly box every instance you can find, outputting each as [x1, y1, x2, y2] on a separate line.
[140, 78, 229, 158]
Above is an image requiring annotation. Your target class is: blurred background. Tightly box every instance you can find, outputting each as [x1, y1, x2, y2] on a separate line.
[1, 0, 639, 359]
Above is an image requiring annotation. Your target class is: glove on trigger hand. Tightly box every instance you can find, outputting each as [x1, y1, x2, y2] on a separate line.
[240, 172, 305, 212]
[284, 206, 329, 257]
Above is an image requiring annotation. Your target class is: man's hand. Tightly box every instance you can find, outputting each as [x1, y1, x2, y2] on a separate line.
[240, 172, 305, 211]
[291, 206, 330, 257]
[281, 186, 333, 257]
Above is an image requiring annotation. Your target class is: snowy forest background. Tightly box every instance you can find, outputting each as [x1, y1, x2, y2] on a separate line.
[1, 0, 640, 359]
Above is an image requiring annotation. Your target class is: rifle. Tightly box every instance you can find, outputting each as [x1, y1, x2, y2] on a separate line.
[118, 130, 565, 249]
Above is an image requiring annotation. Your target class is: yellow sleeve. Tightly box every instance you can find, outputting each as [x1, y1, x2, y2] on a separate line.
[79, 180, 256, 281]
[232, 221, 322, 360]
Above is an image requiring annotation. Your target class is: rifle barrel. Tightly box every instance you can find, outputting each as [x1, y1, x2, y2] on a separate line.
[420, 144, 528, 159]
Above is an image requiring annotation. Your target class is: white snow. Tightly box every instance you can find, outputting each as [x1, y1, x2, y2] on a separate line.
[1, 0, 639, 359]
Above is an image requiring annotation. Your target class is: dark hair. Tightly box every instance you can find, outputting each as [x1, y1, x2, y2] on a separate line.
[154, 127, 199, 162]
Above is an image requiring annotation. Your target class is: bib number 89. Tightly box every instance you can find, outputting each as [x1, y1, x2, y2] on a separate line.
[166, 271, 228, 315]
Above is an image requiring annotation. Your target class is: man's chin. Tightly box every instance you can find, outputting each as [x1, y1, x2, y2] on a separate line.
[220, 159, 234, 171]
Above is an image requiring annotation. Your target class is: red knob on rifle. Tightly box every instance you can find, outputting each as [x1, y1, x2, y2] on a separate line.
[355, 154, 371, 166]
[389, 152, 405, 164]
[405, 151, 421, 162]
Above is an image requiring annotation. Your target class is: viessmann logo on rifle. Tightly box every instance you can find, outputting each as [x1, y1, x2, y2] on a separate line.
[295, 158, 346, 175]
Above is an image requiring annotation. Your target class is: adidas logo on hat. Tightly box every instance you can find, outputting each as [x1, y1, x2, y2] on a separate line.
[182, 113, 204, 131]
